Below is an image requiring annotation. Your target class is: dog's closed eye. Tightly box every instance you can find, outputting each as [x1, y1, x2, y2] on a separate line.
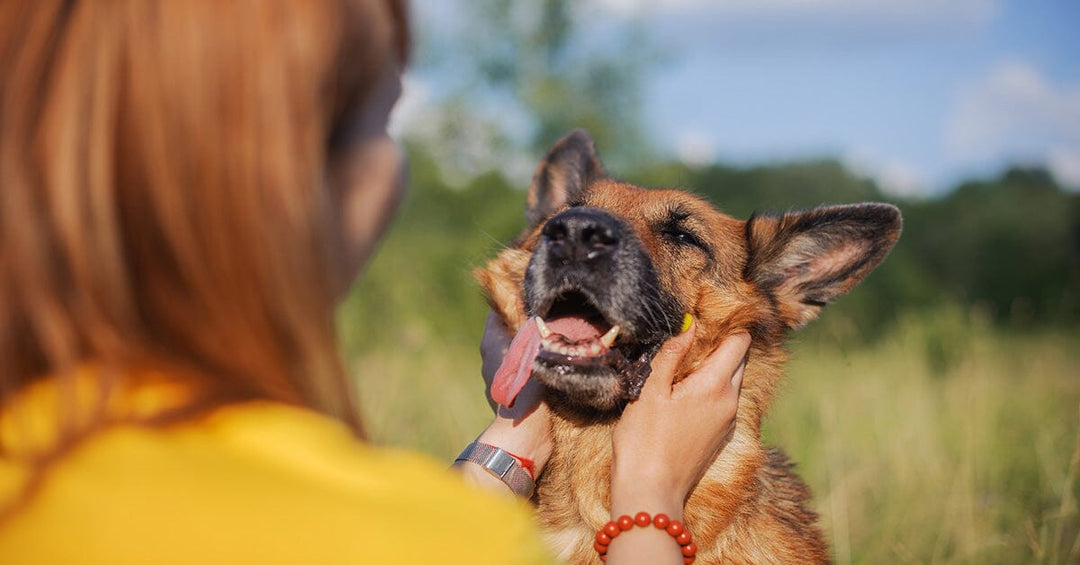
[659, 211, 710, 254]
[661, 225, 704, 247]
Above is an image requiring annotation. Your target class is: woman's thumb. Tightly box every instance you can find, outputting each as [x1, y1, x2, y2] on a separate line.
[640, 314, 696, 395]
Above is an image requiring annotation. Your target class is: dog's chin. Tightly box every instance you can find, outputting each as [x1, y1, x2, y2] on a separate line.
[533, 362, 624, 412]
[532, 341, 663, 413]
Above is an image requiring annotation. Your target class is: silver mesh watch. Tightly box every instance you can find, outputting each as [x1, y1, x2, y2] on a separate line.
[454, 441, 535, 498]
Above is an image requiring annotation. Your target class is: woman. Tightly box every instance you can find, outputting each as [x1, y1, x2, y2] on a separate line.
[0, 1, 748, 563]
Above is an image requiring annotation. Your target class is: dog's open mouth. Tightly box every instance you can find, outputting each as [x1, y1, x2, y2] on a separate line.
[491, 290, 662, 410]
[535, 291, 621, 367]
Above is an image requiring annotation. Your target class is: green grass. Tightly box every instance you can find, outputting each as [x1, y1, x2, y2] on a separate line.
[340, 304, 1080, 564]
[768, 308, 1080, 564]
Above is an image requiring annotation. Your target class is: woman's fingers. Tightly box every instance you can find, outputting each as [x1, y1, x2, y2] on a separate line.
[638, 317, 697, 399]
[672, 332, 751, 401]
[610, 325, 751, 514]
[480, 310, 514, 413]
[480, 311, 511, 384]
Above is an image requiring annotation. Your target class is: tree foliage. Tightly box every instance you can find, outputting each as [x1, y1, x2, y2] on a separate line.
[409, 0, 658, 176]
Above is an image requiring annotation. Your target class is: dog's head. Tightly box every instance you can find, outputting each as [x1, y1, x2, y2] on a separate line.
[478, 130, 901, 415]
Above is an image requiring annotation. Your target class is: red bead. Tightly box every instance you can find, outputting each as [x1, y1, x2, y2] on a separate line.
[682, 542, 698, 557]
[676, 530, 692, 545]
[683, 557, 695, 564]
[603, 521, 621, 538]
[600, 555, 607, 562]
[594, 541, 608, 555]
[652, 513, 670, 529]
[666, 520, 684, 537]
[596, 530, 611, 545]
[634, 511, 652, 527]
[617, 515, 634, 531]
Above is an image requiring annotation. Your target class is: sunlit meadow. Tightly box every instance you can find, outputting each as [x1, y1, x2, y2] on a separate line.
[341, 291, 1079, 564]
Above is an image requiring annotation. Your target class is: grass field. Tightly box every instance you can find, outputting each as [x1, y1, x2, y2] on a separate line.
[341, 306, 1079, 564]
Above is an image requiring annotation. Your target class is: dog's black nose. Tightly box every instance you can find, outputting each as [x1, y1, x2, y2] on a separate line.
[542, 208, 620, 263]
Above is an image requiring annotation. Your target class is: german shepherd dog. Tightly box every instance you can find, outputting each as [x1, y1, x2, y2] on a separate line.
[477, 130, 901, 563]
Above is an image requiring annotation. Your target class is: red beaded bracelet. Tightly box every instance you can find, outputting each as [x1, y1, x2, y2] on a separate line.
[593, 512, 697, 563]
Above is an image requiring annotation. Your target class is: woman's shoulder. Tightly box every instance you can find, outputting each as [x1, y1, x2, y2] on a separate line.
[1, 386, 555, 564]
[189, 399, 517, 513]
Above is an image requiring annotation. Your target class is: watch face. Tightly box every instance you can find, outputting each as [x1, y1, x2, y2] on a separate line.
[484, 447, 518, 478]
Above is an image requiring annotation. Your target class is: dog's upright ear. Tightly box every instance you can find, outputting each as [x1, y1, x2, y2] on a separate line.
[745, 203, 902, 329]
[525, 129, 607, 228]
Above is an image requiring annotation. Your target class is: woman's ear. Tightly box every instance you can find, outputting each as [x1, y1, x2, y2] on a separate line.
[525, 129, 607, 228]
[745, 203, 902, 329]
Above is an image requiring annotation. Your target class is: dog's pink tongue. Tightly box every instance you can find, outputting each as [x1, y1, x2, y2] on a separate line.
[547, 316, 603, 342]
[491, 317, 543, 408]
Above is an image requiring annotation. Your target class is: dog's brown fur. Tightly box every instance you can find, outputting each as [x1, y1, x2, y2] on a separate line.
[477, 130, 901, 564]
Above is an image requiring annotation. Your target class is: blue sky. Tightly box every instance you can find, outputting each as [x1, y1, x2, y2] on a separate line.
[400, 0, 1080, 196]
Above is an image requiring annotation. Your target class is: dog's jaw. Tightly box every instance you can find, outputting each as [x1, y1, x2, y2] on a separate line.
[532, 340, 662, 412]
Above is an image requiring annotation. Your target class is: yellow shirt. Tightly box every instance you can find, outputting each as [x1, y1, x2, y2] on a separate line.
[0, 373, 555, 564]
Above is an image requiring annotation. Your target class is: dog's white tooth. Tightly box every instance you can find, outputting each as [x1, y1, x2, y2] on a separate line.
[557, 345, 569, 356]
[589, 343, 601, 356]
[600, 325, 620, 348]
[534, 317, 553, 338]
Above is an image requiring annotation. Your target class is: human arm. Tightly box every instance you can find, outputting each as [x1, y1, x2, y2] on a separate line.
[454, 311, 553, 495]
[606, 320, 748, 564]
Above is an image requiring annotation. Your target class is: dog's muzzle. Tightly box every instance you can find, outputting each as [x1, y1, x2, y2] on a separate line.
[515, 207, 681, 411]
[526, 207, 662, 335]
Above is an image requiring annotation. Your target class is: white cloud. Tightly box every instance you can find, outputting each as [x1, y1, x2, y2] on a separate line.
[946, 59, 1080, 190]
[844, 151, 930, 198]
[598, 0, 995, 18]
[676, 130, 718, 168]
[1048, 148, 1080, 192]
[389, 73, 537, 187]
[595, 0, 998, 39]
[389, 73, 431, 138]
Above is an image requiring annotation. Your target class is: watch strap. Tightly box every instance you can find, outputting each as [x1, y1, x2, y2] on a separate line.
[455, 441, 535, 498]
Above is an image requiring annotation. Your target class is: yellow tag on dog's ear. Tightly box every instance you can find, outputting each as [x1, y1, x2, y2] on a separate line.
[681, 313, 693, 333]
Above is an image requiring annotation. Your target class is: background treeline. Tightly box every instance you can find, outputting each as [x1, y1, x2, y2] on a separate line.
[340, 143, 1080, 355]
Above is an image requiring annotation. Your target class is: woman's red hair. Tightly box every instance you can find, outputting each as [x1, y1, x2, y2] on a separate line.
[0, 0, 409, 462]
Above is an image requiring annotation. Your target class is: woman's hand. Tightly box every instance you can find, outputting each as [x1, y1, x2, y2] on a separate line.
[606, 318, 748, 563]
[461, 312, 553, 494]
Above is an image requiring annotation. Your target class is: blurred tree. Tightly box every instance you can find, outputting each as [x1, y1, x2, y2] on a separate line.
[407, 0, 659, 181]
[905, 167, 1080, 325]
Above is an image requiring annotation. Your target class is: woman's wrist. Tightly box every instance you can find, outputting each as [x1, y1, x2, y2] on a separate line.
[455, 409, 551, 498]
[610, 455, 687, 521]
[596, 511, 698, 564]
[475, 404, 553, 476]
[610, 481, 684, 522]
